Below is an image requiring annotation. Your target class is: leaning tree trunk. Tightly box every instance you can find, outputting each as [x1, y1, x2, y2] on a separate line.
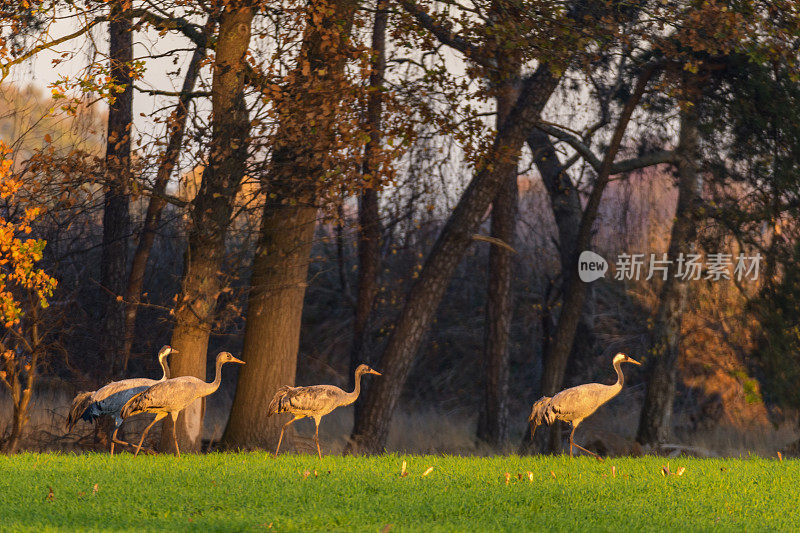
[530, 66, 656, 454]
[101, 0, 133, 377]
[476, 66, 521, 447]
[519, 129, 592, 453]
[350, 0, 387, 412]
[221, 0, 359, 450]
[529, 129, 596, 375]
[160, 4, 254, 453]
[121, 20, 211, 373]
[345, 66, 560, 454]
[636, 102, 702, 447]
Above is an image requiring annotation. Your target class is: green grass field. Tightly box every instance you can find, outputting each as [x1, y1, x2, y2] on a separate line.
[0, 453, 796, 532]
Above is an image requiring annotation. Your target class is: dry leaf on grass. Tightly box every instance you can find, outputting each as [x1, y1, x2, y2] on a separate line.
[379, 525, 393, 533]
[527, 472, 534, 483]
[400, 461, 408, 477]
[504, 472, 511, 485]
[422, 466, 434, 477]
[661, 463, 685, 477]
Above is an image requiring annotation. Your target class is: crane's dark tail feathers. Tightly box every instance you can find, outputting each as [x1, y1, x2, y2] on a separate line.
[66, 391, 94, 431]
[120, 392, 146, 419]
[267, 386, 294, 416]
[528, 396, 554, 440]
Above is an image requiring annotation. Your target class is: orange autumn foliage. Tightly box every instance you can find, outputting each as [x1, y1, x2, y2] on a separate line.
[0, 142, 56, 328]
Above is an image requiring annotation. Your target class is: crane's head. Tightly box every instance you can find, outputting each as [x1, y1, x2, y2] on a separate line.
[217, 351, 245, 365]
[356, 364, 382, 376]
[613, 353, 641, 366]
[158, 345, 178, 359]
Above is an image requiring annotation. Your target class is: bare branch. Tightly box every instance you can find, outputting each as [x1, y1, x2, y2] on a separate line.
[131, 9, 206, 47]
[0, 16, 108, 81]
[612, 150, 678, 174]
[396, 0, 495, 69]
[472, 234, 517, 253]
[134, 86, 211, 98]
[534, 122, 677, 175]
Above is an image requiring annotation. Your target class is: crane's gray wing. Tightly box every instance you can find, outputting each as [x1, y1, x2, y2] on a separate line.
[550, 383, 617, 419]
[66, 391, 94, 431]
[94, 386, 151, 426]
[122, 376, 205, 417]
[93, 378, 159, 402]
[284, 385, 346, 413]
[268, 386, 297, 415]
[528, 396, 554, 426]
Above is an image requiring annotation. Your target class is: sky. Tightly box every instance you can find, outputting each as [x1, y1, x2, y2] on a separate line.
[7, 12, 204, 141]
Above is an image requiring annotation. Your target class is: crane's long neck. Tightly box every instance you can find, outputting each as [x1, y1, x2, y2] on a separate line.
[613, 360, 625, 389]
[201, 360, 225, 397]
[158, 354, 170, 381]
[345, 369, 365, 405]
[212, 360, 225, 390]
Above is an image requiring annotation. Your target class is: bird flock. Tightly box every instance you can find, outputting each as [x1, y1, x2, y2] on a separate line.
[67, 347, 639, 459]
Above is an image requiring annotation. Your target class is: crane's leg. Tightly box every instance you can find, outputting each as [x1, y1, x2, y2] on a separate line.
[275, 416, 301, 458]
[570, 423, 602, 460]
[110, 421, 136, 455]
[110, 427, 119, 456]
[134, 412, 166, 457]
[313, 417, 322, 459]
[569, 424, 575, 458]
[170, 411, 181, 459]
[110, 426, 148, 455]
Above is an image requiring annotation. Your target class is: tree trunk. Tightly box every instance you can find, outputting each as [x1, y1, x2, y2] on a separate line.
[350, 0, 387, 406]
[5, 374, 32, 454]
[121, 20, 211, 374]
[221, 0, 359, 450]
[161, 4, 254, 453]
[636, 103, 702, 447]
[346, 66, 560, 454]
[476, 72, 520, 447]
[4, 317, 40, 454]
[529, 65, 656, 453]
[221, 205, 317, 449]
[101, 0, 133, 377]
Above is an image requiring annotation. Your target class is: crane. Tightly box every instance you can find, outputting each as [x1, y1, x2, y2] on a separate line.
[120, 351, 244, 457]
[268, 363, 381, 458]
[528, 353, 640, 458]
[65, 345, 178, 454]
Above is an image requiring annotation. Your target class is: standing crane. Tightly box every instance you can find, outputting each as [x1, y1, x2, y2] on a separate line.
[528, 353, 641, 458]
[120, 351, 244, 457]
[65, 345, 178, 454]
[268, 363, 381, 458]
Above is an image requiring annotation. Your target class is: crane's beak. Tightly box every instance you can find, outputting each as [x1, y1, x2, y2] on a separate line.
[627, 356, 642, 366]
[171, 349, 179, 355]
[370, 369, 382, 376]
[232, 356, 245, 365]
